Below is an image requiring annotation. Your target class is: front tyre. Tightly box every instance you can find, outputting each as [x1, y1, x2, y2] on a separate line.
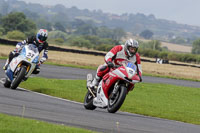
[107, 85, 127, 113]
[84, 91, 96, 110]
[10, 66, 26, 89]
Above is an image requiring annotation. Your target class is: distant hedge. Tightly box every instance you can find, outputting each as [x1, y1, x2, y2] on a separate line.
[139, 49, 200, 63]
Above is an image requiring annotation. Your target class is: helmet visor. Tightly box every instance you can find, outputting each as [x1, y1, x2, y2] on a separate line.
[128, 47, 137, 54]
[38, 35, 47, 41]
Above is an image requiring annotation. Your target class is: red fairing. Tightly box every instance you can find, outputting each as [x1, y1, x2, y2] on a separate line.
[132, 74, 140, 81]
[101, 64, 141, 98]
[102, 66, 128, 98]
[118, 66, 129, 77]
[102, 72, 118, 98]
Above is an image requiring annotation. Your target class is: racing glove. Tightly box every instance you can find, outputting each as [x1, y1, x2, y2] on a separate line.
[107, 61, 114, 68]
[37, 61, 42, 66]
[38, 57, 46, 66]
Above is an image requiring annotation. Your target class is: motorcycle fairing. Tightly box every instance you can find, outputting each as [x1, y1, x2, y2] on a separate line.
[5, 67, 13, 81]
[5, 44, 39, 81]
[91, 62, 141, 109]
[93, 80, 108, 108]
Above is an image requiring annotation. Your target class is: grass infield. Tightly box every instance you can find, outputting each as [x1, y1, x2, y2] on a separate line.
[20, 77, 200, 125]
[0, 113, 96, 133]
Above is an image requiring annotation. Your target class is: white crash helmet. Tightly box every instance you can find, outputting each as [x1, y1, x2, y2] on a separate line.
[36, 29, 48, 43]
[124, 39, 139, 57]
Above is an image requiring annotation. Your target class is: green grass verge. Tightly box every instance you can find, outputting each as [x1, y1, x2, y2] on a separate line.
[0, 56, 7, 59]
[0, 113, 96, 133]
[20, 77, 200, 125]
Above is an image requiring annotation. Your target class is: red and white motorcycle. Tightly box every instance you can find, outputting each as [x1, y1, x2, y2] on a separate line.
[84, 61, 142, 113]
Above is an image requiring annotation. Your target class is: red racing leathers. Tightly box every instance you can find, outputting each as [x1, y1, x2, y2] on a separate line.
[96, 45, 142, 80]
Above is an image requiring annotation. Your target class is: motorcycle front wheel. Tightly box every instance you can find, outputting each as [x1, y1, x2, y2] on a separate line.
[84, 91, 96, 110]
[107, 85, 127, 113]
[4, 78, 11, 88]
[10, 66, 26, 89]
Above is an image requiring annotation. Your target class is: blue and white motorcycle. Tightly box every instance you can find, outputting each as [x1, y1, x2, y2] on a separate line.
[4, 44, 39, 89]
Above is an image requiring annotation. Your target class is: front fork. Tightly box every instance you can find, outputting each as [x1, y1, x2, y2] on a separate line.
[110, 81, 120, 99]
[110, 81, 131, 99]
[88, 87, 96, 98]
[13, 63, 29, 81]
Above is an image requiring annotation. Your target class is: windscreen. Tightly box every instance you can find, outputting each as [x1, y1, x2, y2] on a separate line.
[126, 62, 137, 71]
[28, 44, 38, 53]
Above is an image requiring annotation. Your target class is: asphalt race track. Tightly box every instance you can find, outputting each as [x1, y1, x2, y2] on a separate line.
[37, 64, 200, 88]
[0, 60, 200, 133]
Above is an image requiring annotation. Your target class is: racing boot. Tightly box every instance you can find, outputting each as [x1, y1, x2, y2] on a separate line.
[32, 65, 40, 74]
[3, 59, 9, 70]
[89, 75, 101, 91]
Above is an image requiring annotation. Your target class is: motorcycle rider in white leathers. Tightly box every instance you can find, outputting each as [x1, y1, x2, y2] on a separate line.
[3, 29, 49, 74]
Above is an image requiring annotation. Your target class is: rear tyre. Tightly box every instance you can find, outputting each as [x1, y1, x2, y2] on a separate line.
[10, 66, 26, 89]
[84, 91, 96, 110]
[4, 78, 11, 88]
[107, 85, 127, 113]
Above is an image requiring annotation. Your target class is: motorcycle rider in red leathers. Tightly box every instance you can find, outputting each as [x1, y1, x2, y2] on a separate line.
[89, 39, 142, 90]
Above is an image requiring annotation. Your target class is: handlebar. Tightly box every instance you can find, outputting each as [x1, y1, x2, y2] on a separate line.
[113, 65, 122, 68]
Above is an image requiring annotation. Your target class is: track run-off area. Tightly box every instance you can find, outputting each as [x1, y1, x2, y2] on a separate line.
[0, 60, 200, 133]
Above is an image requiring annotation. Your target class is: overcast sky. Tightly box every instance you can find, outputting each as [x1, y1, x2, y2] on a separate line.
[20, 0, 200, 26]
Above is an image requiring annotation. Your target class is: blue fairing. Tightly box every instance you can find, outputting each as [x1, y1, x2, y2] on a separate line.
[126, 62, 137, 71]
[33, 56, 39, 63]
[6, 67, 13, 81]
[20, 47, 26, 58]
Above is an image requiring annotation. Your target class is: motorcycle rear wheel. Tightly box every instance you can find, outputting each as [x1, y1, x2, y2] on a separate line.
[10, 66, 26, 89]
[84, 91, 96, 110]
[107, 85, 127, 113]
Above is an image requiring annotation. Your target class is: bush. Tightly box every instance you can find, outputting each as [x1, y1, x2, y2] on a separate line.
[48, 31, 68, 41]
[182, 54, 197, 63]
[168, 53, 181, 61]
[54, 38, 64, 44]
[139, 49, 159, 58]
[67, 36, 92, 48]
[6, 30, 26, 40]
[0, 27, 5, 35]
[158, 52, 168, 59]
[192, 39, 200, 54]
[139, 49, 200, 63]
[140, 40, 162, 51]
[94, 44, 114, 51]
[196, 55, 200, 63]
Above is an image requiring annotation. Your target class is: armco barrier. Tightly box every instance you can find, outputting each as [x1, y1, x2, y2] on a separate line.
[0, 38, 199, 68]
[0, 38, 18, 46]
[48, 46, 106, 56]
